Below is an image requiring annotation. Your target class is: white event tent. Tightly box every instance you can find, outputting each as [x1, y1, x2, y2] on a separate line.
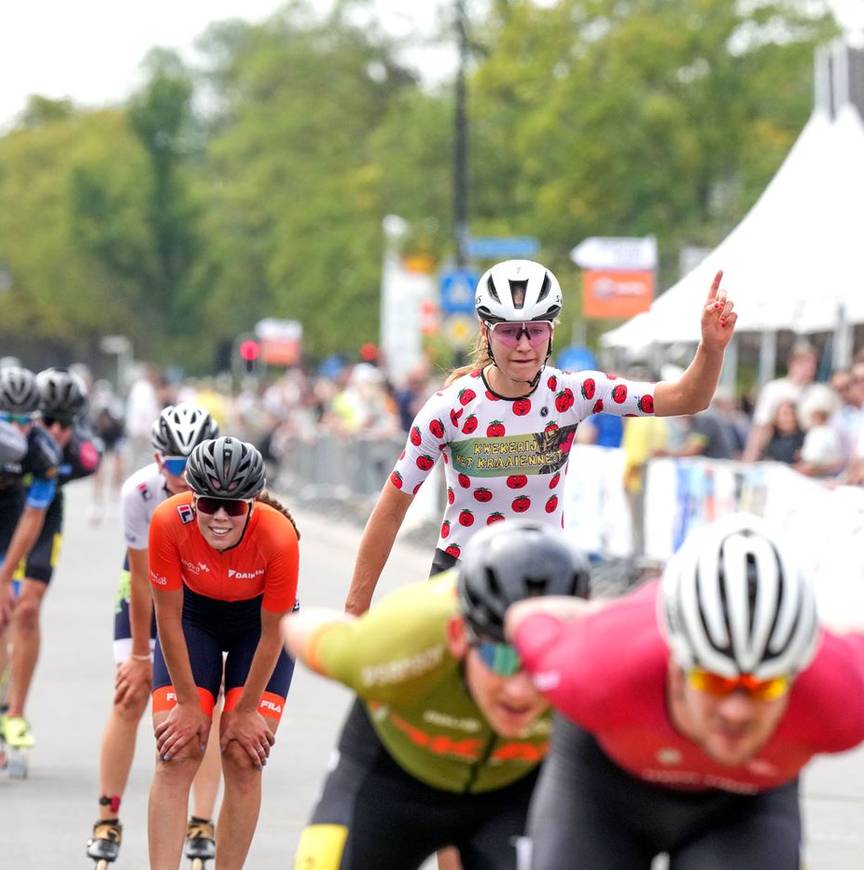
[601, 42, 864, 365]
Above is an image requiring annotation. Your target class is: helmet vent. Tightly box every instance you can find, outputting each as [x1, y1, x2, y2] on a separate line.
[509, 280, 527, 310]
[486, 276, 500, 303]
[537, 272, 552, 303]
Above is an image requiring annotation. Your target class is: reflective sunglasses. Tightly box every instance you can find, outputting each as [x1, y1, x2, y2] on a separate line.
[487, 320, 553, 349]
[0, 412, 34, 425]
[688, 668, 790, 702]
[41, 415, 73, 430]
[194, 496, 252, 517]
[161, 456, 188, 477]
[474, 642, 523, 677]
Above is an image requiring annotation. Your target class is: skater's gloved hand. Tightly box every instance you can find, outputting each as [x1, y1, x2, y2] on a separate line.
[155, 702, 210, 761]
[219, 708, 275, 770]
[114, 656, 152, 708]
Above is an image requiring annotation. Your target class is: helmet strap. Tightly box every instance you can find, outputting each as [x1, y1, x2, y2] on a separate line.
[485, 335, 553, 393]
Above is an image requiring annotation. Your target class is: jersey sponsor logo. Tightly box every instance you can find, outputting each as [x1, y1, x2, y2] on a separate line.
[531, 670, 561, 692]
[423, 710, 482, 733]
[227, 567, 265, 580]
[150, 571, 168, 586]
[177, 504, 195, 524]
[181, 558, 211, 575]
[746, 758, 778, 777]
[449, 425, 577, 478]
[360, 643, 445, 688]
[656, 747, 683, 766]
[259, 698, 282, 714]
[389, 712, 484, 760]
[137, 482, 152, 501]
[641, 767, 759, 794]
[490, 741, 547, 763]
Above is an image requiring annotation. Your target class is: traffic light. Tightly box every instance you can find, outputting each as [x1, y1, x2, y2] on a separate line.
[234, 335, 263, 379]
[239, 339, 261, 369]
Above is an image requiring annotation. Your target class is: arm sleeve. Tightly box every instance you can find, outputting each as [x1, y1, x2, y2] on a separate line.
[121, 478, 150, 550]
[390, 392, 452, 494]
[58, 432, 102, 483]
[25, 478, 57, 509]
[514, 612, 604, 731]
[147, 502, 183, 592]
[561, 370, 656, 421]
[309, 577, 456, 704]
[261, 514, 299, 613]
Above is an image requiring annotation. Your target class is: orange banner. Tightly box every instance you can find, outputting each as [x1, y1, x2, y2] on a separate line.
[582, 269, 654, 319]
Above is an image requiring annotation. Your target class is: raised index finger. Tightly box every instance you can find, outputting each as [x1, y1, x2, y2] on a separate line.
[707, 270, 723, 303]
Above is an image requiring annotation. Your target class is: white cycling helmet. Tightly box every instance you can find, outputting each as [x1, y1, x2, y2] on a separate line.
[661, 513, 818, 680]
[151, 403, 219, 456]
[475, 260, 563, 323]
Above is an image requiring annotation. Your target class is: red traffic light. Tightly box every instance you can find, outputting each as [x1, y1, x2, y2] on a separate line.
[239, 340, 260, 362]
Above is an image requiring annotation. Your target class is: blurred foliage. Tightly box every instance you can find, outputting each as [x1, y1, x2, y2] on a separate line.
[0, 0, 837, 371]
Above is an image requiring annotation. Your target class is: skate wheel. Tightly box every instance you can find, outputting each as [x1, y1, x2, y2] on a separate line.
[191, 859, 205, 870]
[95, 861, 110, 870]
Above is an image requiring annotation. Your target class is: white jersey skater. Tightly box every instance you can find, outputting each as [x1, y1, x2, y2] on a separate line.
[121, 462, 170, 550]
[113, 462, 171, 661]
[392, 367, 655, 560]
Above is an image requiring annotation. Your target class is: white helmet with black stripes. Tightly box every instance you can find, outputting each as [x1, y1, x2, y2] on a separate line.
[661, 513, 818, 680]
[474, 259, 562, 323]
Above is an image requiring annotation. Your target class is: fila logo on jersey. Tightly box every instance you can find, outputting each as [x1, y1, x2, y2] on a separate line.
[137, 482, 152, 501]
[177, 504, 195, 524]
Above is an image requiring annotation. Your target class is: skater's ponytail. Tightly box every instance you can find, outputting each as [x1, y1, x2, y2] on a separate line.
[256, 490, 301, 540]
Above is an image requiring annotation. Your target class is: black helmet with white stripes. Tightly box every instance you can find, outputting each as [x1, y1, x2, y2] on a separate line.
[661, 513, 818, 680]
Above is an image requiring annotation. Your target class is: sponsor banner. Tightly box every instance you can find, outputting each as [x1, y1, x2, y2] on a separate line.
[561, 445, 632, 558]
[449, 425, 577, 478]
[643, 458, 864, 631]
[582, 269, 654, 319]
[570, 235, 658, 271]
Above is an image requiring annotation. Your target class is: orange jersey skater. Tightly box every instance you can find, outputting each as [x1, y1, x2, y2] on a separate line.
[148, 492, 298, 612]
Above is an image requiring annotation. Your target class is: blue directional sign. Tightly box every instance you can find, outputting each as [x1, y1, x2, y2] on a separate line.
[466, 236, 540, 259]
[439, 268, 478, 315]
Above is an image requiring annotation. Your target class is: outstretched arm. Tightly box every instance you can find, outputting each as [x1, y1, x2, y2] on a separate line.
[281, 607, 355, 670]
[654, 271, 737, 417]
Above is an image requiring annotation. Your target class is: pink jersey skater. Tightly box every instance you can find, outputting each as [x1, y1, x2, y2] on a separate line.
[392, 367, 654, 557]
[514, 581, 864, 794]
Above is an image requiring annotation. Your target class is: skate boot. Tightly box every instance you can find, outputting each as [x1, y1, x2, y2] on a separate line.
[1, 714, 34, 779]
[86, 818, 122, 868]
[185, 816, 216, 869]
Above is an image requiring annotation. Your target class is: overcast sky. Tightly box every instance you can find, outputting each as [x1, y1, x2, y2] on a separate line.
[2, 0, 862, 129]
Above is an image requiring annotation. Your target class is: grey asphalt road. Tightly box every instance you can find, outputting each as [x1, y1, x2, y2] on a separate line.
[3, 481, 864, 868]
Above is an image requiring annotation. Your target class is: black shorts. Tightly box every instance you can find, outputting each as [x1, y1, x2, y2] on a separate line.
[430, 546, 459, 577]
[296, 699, 537, 869]
[152, 586, 295, 720]
[0, 489, 63, 584]
[0, 488, 25, 553]
[529, 716, 801, 870]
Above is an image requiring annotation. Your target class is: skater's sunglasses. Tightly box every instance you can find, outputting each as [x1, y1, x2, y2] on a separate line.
[0, 412, 34, 424]
[687, 668, 790, 702]
[160, 455, 188, 477]
[41, 415, 74, 430]
[487, 321, 553, 349]
[194, 495, 253, 517]
[474, 642, 523, 677]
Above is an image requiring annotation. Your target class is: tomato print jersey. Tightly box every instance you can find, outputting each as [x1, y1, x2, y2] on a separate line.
[392, 367, 655, 556]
